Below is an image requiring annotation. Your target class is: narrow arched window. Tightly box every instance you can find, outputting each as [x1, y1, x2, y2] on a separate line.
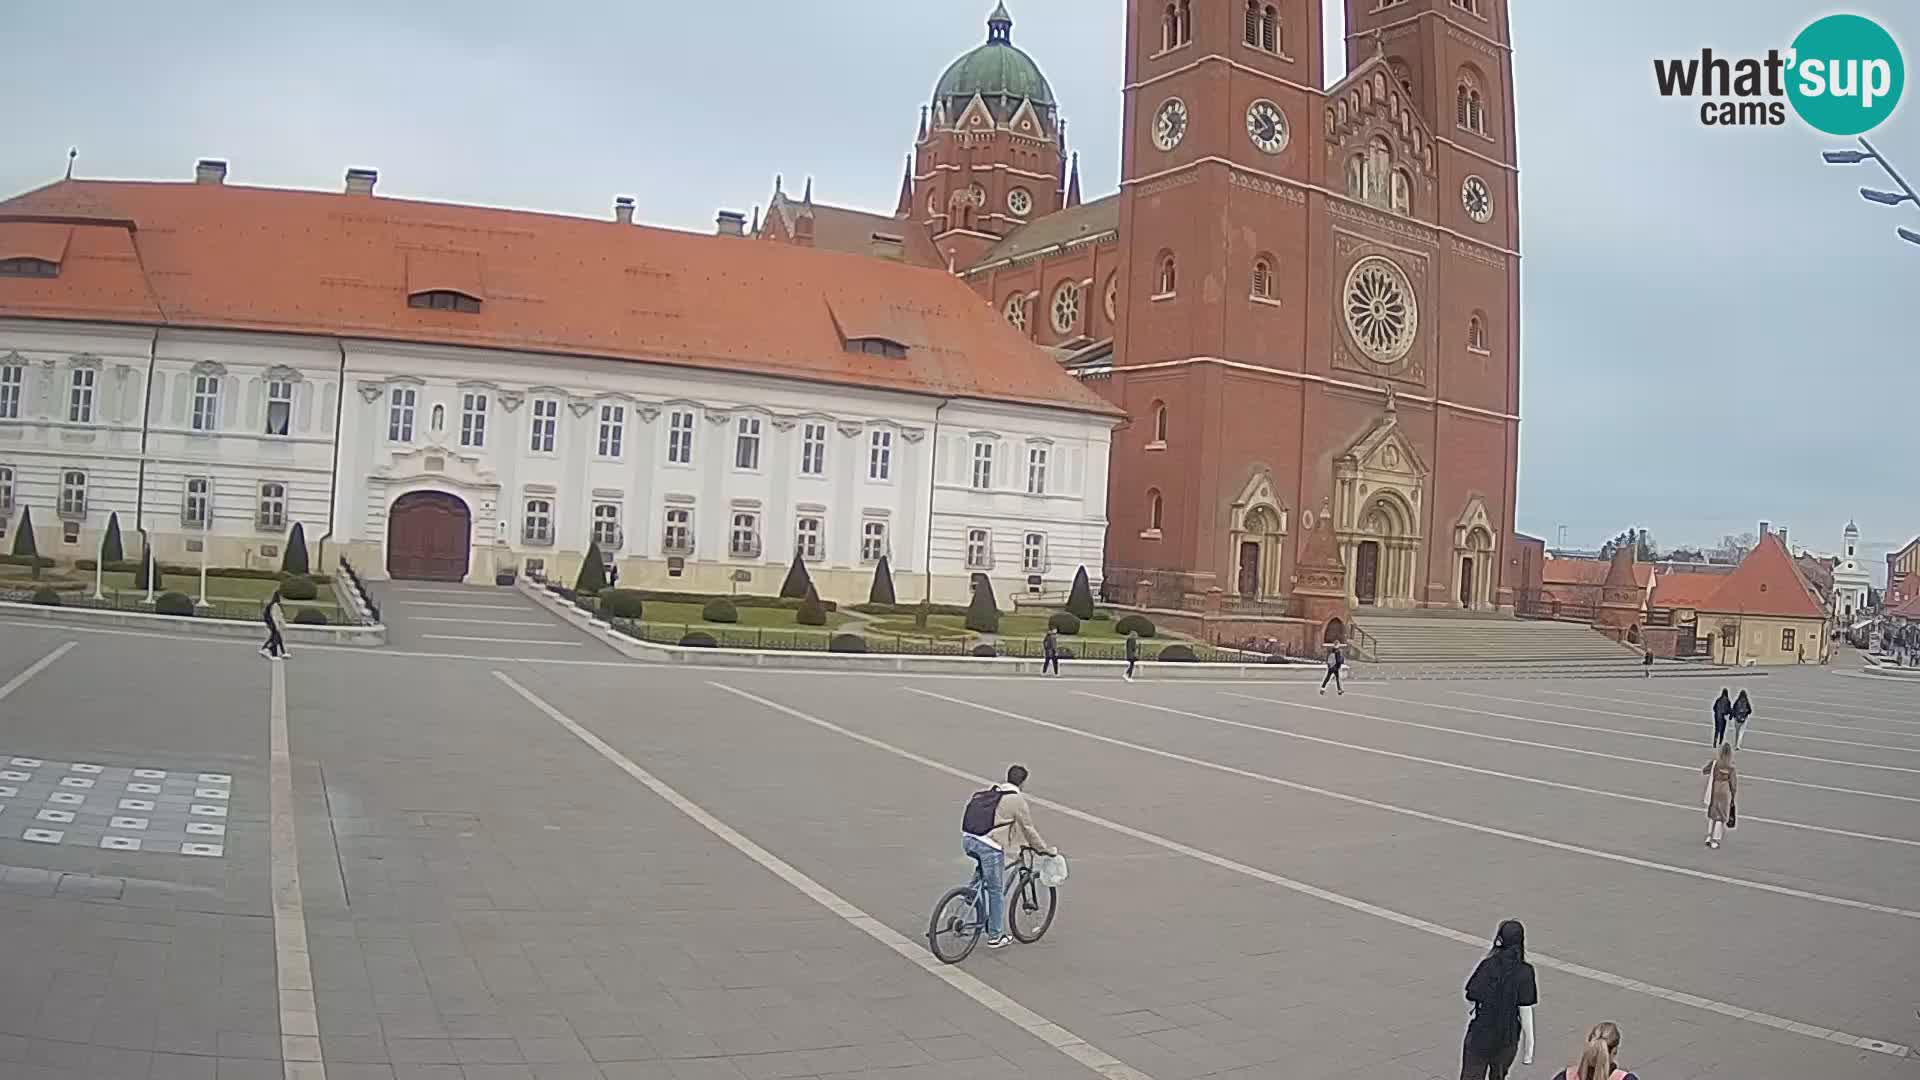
[1152, 401, 1169, 443]
[1261, 6, 1279, 52]
[1468, 313, 1489, 352]
[1164, 3, 1178, 50]
[1244, 0, 1259, 46]
[1251, 257, 1274, 300]
[1176, 0, 1191, 45]
[1156, 251, 1177, 296]
[1148, 489, 1164, 532]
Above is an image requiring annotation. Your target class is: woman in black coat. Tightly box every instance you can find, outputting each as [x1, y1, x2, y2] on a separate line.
[1711, 689, 1732, 746]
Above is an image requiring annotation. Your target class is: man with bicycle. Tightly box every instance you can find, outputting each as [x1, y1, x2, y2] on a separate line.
[960, 765, 1055, 950]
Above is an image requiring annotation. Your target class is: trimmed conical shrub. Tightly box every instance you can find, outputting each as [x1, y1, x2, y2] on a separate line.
[11, 506, 37, 579]
[1066, 565, 1095, 619]
[780, 552, 813, 599]
[965, 574, 1000, 634]
[796, 584, 827, 627]
[869, 555, 896, 606]
[101, 512, 125, 564]
[575, 543, 607, 594]
[282, 522, 309, 576]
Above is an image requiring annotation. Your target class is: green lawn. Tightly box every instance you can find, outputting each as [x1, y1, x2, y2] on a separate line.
[0, 565, 339, 611]
[631, 600, 851, 631]
[866, 612, 1141, 642]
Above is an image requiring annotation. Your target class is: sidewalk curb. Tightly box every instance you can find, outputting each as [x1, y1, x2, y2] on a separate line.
[0, 598, 387, 646]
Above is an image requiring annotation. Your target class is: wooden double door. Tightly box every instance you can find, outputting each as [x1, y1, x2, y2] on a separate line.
[386, 491, 471, 582]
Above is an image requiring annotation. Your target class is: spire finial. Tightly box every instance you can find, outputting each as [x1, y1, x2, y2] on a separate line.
[1064, 152, 1082, 208]
[987, 1, 1012, 43]
[774, 173, 783, 197]
[918, 105, 930, 141]
[802, 176, 813, 205]
[65, 147, 77, 180]
[895, 155, 915, 217]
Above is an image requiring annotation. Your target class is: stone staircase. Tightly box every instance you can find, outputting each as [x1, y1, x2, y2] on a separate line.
[1351, 611, 1663, 677]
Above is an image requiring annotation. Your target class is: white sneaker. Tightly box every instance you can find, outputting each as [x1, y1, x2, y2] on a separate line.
[986, 935, 1012, 949]
[257, 646, 271, 659]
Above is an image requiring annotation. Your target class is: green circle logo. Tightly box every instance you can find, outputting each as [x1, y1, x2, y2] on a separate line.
[1787, 14, 1905, 135]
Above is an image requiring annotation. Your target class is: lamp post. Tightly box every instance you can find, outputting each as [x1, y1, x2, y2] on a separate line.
[92, 529, 105, 601]
[196, 520, 210, 608]
[143, 537, 156, 605]
[1821, 137, 1920, 248]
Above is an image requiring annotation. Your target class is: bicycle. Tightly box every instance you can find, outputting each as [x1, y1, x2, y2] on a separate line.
[926, 846, 1058, 964]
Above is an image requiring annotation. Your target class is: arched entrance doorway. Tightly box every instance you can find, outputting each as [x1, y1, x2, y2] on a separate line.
[1455, 525, 1494, 610]
[1349, 494, 1415, 607]
[387, 491, 472, 582]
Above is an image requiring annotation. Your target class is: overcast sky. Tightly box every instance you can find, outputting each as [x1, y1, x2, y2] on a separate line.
[5, 1, 1913, 575]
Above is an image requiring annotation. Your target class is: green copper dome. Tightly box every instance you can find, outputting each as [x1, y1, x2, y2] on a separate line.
[933, 3, 1055, 110]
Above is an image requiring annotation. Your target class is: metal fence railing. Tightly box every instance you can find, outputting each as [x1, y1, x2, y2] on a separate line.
[0, 585, 349, 626]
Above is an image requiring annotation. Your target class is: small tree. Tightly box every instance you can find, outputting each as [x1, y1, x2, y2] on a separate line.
[101, 512, 125, 564]
[796, 584, 828, 626]
[965, 574, 1000, 634]
[1066, 565, 1095, 619]
[12, 507, 38, 580]
[868, 556, 897, 606]
[134, 544, 163, 590]
[282, 522, 310, 577]
[575, 543, 607, 594]
[780, 552, 813, 599]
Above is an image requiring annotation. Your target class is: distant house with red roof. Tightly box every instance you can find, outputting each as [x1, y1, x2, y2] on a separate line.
[1697, 531, 1830, 666]
[1538, 556, 1652, 618]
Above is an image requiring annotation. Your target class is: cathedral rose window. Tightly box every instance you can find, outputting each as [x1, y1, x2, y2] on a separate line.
[1344, 256, 1419, 364]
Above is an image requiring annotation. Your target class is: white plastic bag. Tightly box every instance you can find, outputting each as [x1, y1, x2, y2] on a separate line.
[1036, 852, 1069, 887]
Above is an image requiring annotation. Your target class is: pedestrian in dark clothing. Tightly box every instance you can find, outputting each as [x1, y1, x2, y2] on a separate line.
[1461, 918, 1536, 1080]
[1730, 689, 1752, 749]
[1641, 648, 1654, 676]
[606, 562, 620, 590]
[1041, 628, 1060, 677]
[1320, 645, 1345, 695]
[258, 588, 288, 661]
[1123, 631, 1139, 682]
[1711, 688, 1732, 747]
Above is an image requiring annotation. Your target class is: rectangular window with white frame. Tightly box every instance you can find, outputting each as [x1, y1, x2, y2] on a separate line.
[191, 373, 220, 432]
[460, 392, 487, 448]
[1023, 532, 1047, 573]
[69, 368, 96, 424]
[971, 441, 995, 490]
[966, 527, 992, 570]
[795, 515, 824, 561]
[598, 403, 625, 458]
[0, 363, 23, 420]
[183, 477, 211, 529]
[1026, 445, 1049, 495]
[667, 409, 695, 464]
[257, 482, 286, 530]
[592, 502, 621, 551]
[869, 429, 892, 481]
[387, 386, 416, 442]
[265, 379, 294, 436]
[729, 511, 761, 558]
[523, 498, 553, 545]
[861, 519, 888, 563]
[800, 422, 828, 477]
[735, 416, 762, 471]
[529, 397, 558, 453]
[0, 465, 14, 512]
[663, 506, 693, 554]
[59, 469, 87, 518]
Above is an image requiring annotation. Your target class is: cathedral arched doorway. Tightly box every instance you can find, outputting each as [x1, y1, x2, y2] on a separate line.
[1349, 493, 1415, 607]
[1226, 471, 1288, 600]
[387, 490, 472, 582]
[1454, 525, 1494, 610]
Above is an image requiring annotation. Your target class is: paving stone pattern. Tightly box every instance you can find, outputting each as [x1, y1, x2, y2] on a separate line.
[0, 754, 230, 857]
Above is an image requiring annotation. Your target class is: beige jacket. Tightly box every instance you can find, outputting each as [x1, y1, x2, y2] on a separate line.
[988, 784, 1052, 855]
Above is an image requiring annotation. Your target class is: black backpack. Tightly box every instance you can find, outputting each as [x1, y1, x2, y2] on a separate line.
[962, 787, 1006, 837]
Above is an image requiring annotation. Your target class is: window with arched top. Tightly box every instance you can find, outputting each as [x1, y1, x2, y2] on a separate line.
[1262, 5, 1279, 52]
[1148, 489, 1164, 532]
[1251, 256, 1275, 300]
[1163, 3, 1177, 50]
[1155, 251, 1177, 297]
[1456, 71, 1489, 135]
[1390, 169, 1412, 216]
[1151, 401, 1169, 444]
[1468, 313, 1489, 352]
[1176, 0, 1191, 45]
[1004, 293, 1028, 332]
[1453, 0, 1481, 13]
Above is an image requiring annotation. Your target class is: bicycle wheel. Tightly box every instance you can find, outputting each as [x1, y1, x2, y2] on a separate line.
[927, 885, 984, 964]
[1007, 871, 1057, 943]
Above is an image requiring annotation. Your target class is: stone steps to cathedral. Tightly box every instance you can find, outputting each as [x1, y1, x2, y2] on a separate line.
[1355, 613, 1639, 666]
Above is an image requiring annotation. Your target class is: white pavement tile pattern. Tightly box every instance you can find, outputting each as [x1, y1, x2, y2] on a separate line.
[0, 750, 229, 857]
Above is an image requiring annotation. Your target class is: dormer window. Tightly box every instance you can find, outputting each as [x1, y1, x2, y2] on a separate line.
[0, 258, 59, 278]
[408, 290, 481, 314]
[846, 337, 908, 359]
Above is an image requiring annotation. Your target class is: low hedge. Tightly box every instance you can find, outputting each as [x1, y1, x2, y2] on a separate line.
[0, 554, 56, 569]
[618, 589, 836, 613]
[154, 592, 197, 617]
[598, 589, 646, 619]
[31, 587, 60, 606]
[1157, 643, 1198, 662]
[828, 633, 868, 654]
[679, 631, 718, 648]
[1089, 610, 1112, 621]
[848, 601, 970, 618]
[1114, 614, 1157, 638]
[1047, 611, 1081, 636]
[73, 560, 330, 584]
[280, 576, 319, 601]
[971, 644, 998, 658]
[701, 598, 740, 623]
[291, 607, 329, 625]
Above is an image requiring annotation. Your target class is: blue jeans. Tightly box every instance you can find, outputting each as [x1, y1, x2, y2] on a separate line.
[961, 834, 1005, 938]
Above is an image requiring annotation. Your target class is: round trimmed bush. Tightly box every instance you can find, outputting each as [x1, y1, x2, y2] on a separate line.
[1055, 646, 1075, 661]
[1157, 643, 1198, 662]
[280, 576, 319, 601]
[292, 607, 328, 625]
[679, 631, 718, 648]
[1114, 614, 1157, 638]
[701, 598, 739, 624]
[598, 589, 646, 619]
[1047, 611, 1081, 636]
[829, 633, 868, 654]
[154, 592, 196, 617]
[31, 587, 60, 607]
[971, 644, 998, 658]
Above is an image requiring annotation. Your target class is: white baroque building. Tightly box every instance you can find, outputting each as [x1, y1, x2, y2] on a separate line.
[0, 163, 1117, 607]
[1833, 520, 1873, 623]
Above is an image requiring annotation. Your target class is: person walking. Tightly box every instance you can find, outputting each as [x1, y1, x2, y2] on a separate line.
[1711, 688, 1732, 747]
[1641, 647, 1654, 677]
[1460, 918, 1536, 1079]
[1041, 627, 1060, 677]
[1320, 643, 1345, 695]
[1549, 1021, 1638, 1080]
[1124, 630, 1139, 682]
[258, 587, 288, 661]
[1702, 742, 1738, 849]
[1730, 689, 1752, 748]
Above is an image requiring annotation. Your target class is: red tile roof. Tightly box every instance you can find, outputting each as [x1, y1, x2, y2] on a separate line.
[1701, 533, 1826, 619]
[0, 178, 1117, 417]
[1542, 558, 1651, 589]
[1652, 570, 1727, 610]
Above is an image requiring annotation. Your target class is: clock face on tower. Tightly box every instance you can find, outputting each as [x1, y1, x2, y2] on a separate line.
[1246, 100, 1288, 154]
[1462, 176, 1494, 223]
[1152, 98, 1188, 151]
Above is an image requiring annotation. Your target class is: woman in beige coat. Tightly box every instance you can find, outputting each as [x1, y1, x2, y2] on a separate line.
[1702, 742, 1737, 849]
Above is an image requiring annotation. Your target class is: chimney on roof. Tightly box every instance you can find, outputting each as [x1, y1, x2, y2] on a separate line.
[344, 168, 378, 196]
[716, 210, 746, 237]
[1759, 520, 1771, 537]
[1777, 526, 1789, 549]
[870, 232, 905, 260]
[614, 196, 635, 225]
[194, 159, 228, 185]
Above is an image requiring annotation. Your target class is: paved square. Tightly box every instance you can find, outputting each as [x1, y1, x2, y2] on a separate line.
[0, 607, 1914, 1080]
